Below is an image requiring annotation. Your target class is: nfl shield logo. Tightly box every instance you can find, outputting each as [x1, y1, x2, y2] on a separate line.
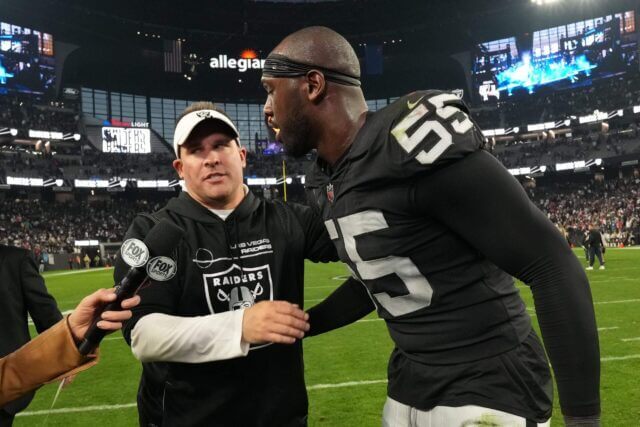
[326, 183, 334, 203]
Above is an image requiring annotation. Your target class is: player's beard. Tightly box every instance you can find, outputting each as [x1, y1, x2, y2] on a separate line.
[280, 99, 315, 158]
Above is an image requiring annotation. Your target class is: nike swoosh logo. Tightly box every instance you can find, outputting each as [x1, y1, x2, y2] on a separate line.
[407, 95, 426, 110]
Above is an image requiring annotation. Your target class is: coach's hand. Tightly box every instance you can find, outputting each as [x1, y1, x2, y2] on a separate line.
[242, 301, 310, 344]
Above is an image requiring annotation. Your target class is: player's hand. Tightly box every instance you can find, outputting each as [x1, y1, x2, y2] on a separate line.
[563, 415, 601, 426]
[68, 288, 141, 343]
[242, 301, 309, 344]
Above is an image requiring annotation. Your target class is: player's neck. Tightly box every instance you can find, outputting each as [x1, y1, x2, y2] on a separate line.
[317, 108, 368, 166]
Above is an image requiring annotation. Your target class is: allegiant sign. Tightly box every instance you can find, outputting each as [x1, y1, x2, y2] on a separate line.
[209, 55, 265, 72]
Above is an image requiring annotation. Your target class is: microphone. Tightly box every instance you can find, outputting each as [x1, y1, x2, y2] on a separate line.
[78, 219, 185, 355]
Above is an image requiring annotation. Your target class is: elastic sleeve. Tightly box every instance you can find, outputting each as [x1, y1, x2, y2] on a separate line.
[130, 311, 249, 363]
[306, 278, 376, 337]
[412, 150, 600, 417]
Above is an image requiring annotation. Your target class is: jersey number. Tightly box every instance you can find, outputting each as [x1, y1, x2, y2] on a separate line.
[391, 93, 473, 165]
[325, 210, 433, 317]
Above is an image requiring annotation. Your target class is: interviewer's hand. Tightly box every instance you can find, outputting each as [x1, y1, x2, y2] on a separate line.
[242, 301, 309, 344]
[68, 288, 141, 343]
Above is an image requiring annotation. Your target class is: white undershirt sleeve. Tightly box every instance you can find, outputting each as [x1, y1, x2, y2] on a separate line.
[130, 310, 250, 363]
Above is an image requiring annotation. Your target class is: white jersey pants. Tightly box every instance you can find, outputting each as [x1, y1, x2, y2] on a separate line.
[382, 397, 551, 427]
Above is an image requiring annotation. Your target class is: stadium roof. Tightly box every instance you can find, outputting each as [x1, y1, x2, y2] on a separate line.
[1, 0, 636, 101]
[2, 0, 636, 53]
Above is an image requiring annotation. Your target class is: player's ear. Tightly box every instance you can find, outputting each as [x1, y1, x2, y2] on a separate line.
[306, 70, 326, 103]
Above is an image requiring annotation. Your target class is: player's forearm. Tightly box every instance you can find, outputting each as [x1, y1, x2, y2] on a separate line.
[131, 312, 249, 363]
[306, 277, 375, 337]
[522, 250, 600, 417]
[410, 152, 600, 416]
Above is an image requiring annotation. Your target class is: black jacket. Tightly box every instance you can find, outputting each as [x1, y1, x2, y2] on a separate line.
[0, 245, 62, 414]
[586, 229, 605, 248]
[118, 191, 338, 427]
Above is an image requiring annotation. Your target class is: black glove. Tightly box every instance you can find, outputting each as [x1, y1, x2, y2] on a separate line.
[564, 415, 601, 427]
[602, 247, 606, 254]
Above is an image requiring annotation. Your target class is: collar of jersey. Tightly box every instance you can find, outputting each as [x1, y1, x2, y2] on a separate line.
[312, 110, 374, 180]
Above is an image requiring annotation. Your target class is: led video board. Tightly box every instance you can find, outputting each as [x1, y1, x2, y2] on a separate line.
[102, 127, 151, 153]
[0, 22, 55, 95]
[472, 11, 637, 102]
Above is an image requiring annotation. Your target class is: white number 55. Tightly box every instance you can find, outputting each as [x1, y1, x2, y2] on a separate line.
[325, 210, 432, 317]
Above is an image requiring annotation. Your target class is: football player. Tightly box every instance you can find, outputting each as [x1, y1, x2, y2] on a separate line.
[262, 27, 600, 427]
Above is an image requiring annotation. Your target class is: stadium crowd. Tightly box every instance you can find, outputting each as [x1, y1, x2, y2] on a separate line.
[0, 94, 79, 134]
[1, 173, 638, 255]
[0, 198, 168, 254]
[491, 122, 640, 169]
[2, 75, 640, 258]
[527, 176, 640, 247]
[0, 146, 313, 180]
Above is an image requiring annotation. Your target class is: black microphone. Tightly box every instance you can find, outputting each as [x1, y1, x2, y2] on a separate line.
[78, 219, 185, 355]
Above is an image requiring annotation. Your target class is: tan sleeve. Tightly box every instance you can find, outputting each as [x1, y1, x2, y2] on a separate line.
[0, 317, 99, 406]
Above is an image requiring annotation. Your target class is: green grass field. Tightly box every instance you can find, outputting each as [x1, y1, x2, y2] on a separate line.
[14, 248, 640, 426]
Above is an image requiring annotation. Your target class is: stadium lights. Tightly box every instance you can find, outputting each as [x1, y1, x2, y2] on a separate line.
[7, 176, 44, 187]
[531, 0, 561, 5]
[75, 240, 99, 247]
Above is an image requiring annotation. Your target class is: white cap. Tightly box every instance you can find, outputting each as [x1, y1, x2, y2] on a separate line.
[173, 109, 240, 157]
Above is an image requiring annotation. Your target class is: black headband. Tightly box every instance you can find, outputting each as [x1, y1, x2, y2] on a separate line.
[262, 53, 361, 87]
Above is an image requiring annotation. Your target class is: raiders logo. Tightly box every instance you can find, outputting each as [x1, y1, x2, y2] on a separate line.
[202, 264, 273, 314]
[195, 111, 213, 119]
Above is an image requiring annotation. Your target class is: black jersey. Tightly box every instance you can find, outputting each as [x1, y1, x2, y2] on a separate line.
[117, 191, 337, 427]
[306, 90, 531, 364]
[305, 90, 600, 420]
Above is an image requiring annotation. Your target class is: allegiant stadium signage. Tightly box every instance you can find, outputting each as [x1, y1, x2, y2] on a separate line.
[209, 55, 265, 72]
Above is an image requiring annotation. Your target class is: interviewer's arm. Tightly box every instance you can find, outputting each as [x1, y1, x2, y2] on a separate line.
[0, 288, 138, 406]
[0, 318, 97, 406]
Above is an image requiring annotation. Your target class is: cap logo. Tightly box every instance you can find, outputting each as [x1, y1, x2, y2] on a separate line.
[195, 111, 214, 119]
